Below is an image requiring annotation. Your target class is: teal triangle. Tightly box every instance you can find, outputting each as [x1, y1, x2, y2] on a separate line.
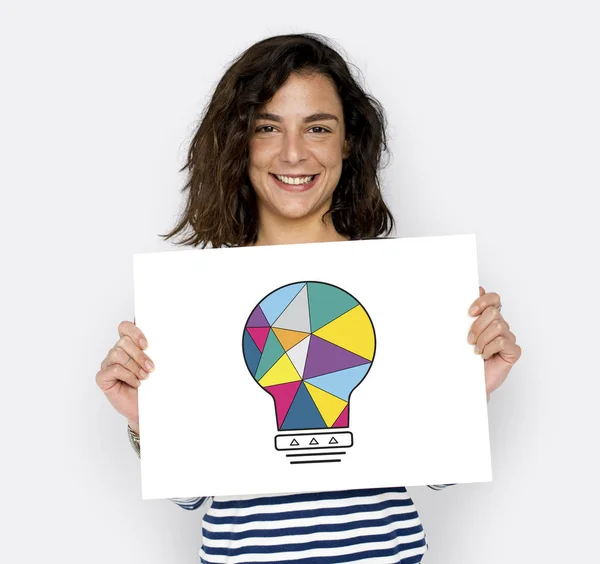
[307, 364, 371, 401]
[280, 382, 327, 430]
[307, 282, 359, 332]
[254, 329, 285, 381]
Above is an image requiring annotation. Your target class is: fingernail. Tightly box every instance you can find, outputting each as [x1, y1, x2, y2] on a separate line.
[145, 360, 154, 372]
[469, 306, 478, 315]
[140, 339, 148, 349]
[468, 332, 475, 344]
[474, 346, 481, 354]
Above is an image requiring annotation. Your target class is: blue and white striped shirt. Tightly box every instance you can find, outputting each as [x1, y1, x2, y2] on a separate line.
[170, 484, 453, 563]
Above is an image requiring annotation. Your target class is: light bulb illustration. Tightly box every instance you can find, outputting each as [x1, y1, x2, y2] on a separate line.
[242, 281, 376, 464]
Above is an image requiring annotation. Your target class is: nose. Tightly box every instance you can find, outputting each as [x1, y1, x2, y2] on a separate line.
[279, 130, 309, 165]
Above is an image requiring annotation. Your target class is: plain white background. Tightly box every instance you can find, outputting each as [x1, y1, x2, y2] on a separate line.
[1, 1, 598, 562]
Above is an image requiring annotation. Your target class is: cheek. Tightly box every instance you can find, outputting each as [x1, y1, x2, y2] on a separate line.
[248, 142, 266, 169]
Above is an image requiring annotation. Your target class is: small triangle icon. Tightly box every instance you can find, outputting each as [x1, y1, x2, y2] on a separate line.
[310, 437, 319, 445]
[329, 437, 338, 444]
[290, 439, 299, 446]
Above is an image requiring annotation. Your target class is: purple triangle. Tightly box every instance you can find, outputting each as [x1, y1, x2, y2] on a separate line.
[247, 305, 270, 328]
[303, 335, 371, 379]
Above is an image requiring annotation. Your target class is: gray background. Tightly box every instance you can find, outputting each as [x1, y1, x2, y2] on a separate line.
[1, 0, 598, 562]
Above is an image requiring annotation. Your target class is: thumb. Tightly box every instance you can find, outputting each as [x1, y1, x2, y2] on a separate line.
[479, 286, 485, 296]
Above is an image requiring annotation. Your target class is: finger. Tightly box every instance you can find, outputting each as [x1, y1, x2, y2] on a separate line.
[101, 343, 150, 380]
[480, 335, 508, 360]
[469, 290, 501, 316]
[101, 334, 154, 376]
[468, 306, 506, 346]
[96, 363, 141, 392]
[118, 319, 148, 350]
[474, 318, 512, 356]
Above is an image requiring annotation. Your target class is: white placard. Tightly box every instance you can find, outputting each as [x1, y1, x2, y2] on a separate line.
[134, 235, 492, 500]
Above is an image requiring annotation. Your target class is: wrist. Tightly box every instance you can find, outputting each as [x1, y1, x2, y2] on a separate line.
[128, 420, 140, 435]
[127, 422, 141, 458]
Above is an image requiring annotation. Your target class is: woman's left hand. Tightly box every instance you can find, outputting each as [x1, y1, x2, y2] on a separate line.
[467, 286, 522, 400]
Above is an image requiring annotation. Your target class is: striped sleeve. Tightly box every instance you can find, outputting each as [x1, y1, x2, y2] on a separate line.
[426, 484, 456, 491]
[169, 496, 212, 511]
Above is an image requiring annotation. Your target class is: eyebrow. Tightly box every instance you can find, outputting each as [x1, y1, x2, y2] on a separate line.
[254, 112, 339, 124]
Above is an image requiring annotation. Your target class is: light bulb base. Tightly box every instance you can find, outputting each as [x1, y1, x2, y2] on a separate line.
[275, 431, 353, 464]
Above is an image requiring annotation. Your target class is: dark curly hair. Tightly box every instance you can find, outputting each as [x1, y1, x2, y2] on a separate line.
[159, 33, 395, 248]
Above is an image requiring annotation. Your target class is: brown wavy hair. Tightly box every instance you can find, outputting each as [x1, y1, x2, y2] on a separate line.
[159, 33, 395, 249]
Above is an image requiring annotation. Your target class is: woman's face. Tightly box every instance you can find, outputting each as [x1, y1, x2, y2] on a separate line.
[248, 72, 349, 223]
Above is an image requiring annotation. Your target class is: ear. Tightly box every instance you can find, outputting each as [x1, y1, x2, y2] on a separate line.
[342, 138, 351, 159]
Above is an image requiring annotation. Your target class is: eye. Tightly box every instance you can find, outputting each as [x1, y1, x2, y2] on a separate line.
[309, 126, 329, 134]
[256, 125, 276, 133]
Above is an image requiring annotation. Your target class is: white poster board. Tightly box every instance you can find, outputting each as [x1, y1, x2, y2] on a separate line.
[134, 235, 492, 500]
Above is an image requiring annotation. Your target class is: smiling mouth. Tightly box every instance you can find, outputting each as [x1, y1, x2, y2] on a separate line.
[269, 173, 320, 192]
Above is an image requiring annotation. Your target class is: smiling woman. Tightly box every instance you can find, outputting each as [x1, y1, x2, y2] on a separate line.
[97, 32, 460, 564]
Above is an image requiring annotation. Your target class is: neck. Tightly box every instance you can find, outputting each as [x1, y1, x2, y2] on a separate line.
[252, 208, 349, 247]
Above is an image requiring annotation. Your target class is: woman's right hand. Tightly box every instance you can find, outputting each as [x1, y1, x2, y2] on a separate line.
[95, 320, 155, 435]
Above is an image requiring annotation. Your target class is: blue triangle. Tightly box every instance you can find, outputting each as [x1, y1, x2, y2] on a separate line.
[259, 283, 306, 325]
[280, 382, 326, 430]
[307, 364, 371, 401]
[243, 330, 261, 377]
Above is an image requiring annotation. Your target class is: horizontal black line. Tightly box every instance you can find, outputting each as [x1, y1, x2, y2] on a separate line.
[290, 459, 342, 465]
[286, 451, 346, 457]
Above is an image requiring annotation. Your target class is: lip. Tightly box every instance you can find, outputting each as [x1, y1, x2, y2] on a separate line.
[269, 173, 320, 193]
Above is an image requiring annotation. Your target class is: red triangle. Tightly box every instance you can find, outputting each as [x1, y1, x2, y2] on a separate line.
[332, 404, 349, 428]
[264, 380, 302, 429]
[248, 327, 270, 352]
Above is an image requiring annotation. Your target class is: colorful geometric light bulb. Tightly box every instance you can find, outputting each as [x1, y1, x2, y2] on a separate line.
[242, 281, 376, 463]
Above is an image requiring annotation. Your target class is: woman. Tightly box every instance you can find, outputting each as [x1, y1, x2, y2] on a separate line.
[96, 33, 522, 563]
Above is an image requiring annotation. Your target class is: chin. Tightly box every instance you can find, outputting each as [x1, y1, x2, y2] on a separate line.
[277, 204, 320, 220]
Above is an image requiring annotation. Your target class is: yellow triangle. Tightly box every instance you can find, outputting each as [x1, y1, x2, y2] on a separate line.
[258, 354, 302, 387]
[272, 328, 310, 351]
[313, 305, 375, 361]
[305, 382, 348, 427]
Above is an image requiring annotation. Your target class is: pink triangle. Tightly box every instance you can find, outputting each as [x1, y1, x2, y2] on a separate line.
[248, 327, 270, 352]
[264, 380, 302, 429]
[332, 405, 349, 428]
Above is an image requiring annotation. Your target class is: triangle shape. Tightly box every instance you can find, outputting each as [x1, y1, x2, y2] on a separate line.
[272, 328, 310, 351]
[280, 382, 326, 430]
[307, 282, 359, 332]
[259, 283, 306, 325]
[246, 305, 270, 328]
[247, 327, 270, 352]
[290, 438, 299, 446]
[242, 329, 261, 377]
[287, 335, 310, 379]
[313, 305, 375, 361]
[305, 364, 371, 402]
[264, 380, 302, 429]
[332, 405, 349, 428]
[329, 436, 338, 444]
[258, 353, 302, 387]
[253, 329, 285, 381]
[303, 335, 371, 380]
[305, 382, 348, 427]
[310, 437, 319, 445]
[272, 285, 311, 333]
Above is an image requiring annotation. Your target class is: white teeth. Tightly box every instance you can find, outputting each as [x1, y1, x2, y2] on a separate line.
[274, 174, 315, 185]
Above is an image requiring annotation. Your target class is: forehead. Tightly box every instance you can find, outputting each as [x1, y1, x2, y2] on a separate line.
[259, 72, 343, 116]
